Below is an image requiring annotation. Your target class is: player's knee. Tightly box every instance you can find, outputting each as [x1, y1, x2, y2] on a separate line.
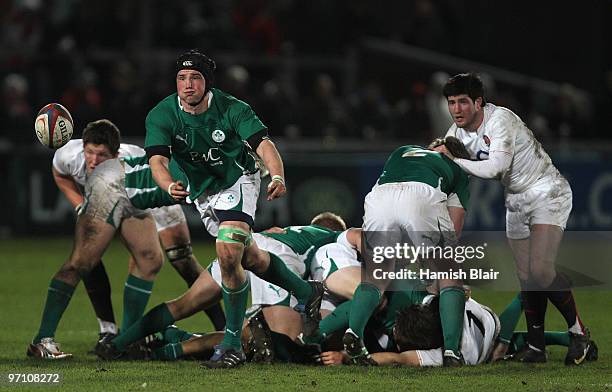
[241, 246, 266, 272]
[56, 261, 84, 284]
[530, 265, 555, 288]
[136, 249, 164, 276]
[216, 241, 243, 267]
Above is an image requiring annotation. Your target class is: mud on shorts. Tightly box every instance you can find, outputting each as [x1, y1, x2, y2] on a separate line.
[82, 158, 149, 227]
[148, 204, 187, 232]
[505, 172, 573, 240]
[194, 172, 261, 237]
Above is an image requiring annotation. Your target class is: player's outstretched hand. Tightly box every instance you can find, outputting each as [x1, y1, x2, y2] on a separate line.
[267, 175, 286, 201]
[167, 180, 190, 201]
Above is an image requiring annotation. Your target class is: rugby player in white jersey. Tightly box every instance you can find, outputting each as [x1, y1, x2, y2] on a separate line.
[28, 119, 223, 359]
[52, 138, 226, 341]
[438, 73, 591, 365]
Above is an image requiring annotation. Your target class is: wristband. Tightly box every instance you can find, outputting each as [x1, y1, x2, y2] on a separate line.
[167, 182, 177, 195]
[271, 175, 285, 185]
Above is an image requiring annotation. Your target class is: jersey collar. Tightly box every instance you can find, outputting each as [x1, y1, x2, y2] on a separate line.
[177, 91, 213, 113]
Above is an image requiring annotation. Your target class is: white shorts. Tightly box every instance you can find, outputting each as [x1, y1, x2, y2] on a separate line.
[83, 158, 149, 227]
[194, 172, 261, 237]
[310, 239, 360, 282]
[363, 182, 456, 246]
[505, 173, 573, 239]
[208, 233, 304, 307]
[148, 205, 187, 232]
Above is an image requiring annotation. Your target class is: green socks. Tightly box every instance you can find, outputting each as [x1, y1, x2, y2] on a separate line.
[511, 331, 570, 352]
[113, 303, 175, 351]
[348, 283, 382, 338]
[498, 293, 523, 344]
[153, 343, 184, 360]
[319, 300, 352, 338]
[259, 252, 312, 303]
[121, 274, 154, 332]
[221, 279, 250, 350]
[33, 279, 76, 343]
[439, 286, 466, 355]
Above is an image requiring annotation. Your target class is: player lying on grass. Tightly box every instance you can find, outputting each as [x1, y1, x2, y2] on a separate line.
[318, 292, 598, 367]
[96, 213, 348, 361]
[345, 136, 472, 367]
[102, 230, 363, 363]
[50, 137, 226, 350]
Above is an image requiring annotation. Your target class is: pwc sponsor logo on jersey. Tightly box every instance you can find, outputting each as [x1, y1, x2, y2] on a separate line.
[189, 148, 222, 165]
[476, 135, 491, 160]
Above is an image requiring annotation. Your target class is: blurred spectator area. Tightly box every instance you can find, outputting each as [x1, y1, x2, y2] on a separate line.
[0, 0, 608, 148]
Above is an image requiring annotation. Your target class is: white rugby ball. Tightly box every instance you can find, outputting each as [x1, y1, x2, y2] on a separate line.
[34, 103, 74, 149]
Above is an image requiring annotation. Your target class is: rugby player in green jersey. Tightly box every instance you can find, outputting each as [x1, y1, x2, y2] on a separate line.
[345, 136, 472, 367]
[144, 50, 324, 367]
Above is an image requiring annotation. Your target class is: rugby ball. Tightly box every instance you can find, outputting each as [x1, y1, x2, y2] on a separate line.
[34, 103, 74, 149]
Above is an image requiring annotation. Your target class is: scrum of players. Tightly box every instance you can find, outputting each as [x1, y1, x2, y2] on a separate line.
[27, 51, 597, 369]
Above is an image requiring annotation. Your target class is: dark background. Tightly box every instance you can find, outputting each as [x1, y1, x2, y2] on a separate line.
[1, 0, 611, 236]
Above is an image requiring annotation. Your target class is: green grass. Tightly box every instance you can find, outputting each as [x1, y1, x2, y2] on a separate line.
[0, 238, 610, 391]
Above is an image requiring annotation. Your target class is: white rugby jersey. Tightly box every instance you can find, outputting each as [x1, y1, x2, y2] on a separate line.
[52, 139, 146, 187]
[416, 297, 499, 366]
[445, 103, 557, 193]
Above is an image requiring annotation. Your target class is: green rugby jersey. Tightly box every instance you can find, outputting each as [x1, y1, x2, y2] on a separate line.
[378, 145, 470, 209]
[145, 88, 266, 198]
[262, 225, 340, 272]
[123, 155, 188, 210]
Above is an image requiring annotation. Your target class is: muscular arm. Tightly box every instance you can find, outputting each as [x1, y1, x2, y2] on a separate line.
[52, 166, 83, 208]
[371, 351, 421, 366]
[149, 155, 189, 201]
[453, 150, 512, 179]
[256, 139, 286, 200]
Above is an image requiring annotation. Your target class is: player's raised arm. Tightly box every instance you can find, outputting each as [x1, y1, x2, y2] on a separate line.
[255, 138, 286, 201]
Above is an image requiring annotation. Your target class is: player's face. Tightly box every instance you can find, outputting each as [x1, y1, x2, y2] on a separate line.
[176, 70, 206, 106]
[447, 94, 483, 131]
[84, 143, 115, 174]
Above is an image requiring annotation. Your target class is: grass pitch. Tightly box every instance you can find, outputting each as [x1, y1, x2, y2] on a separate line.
[0, 238, 610, 391]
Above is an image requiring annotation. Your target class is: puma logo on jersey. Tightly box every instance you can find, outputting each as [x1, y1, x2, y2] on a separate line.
[267, 284, 282, 296]
[225, 328, 239, 336]
[175, 134, 188, 144]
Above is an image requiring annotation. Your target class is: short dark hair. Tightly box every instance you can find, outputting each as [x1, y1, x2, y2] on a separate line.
[428, 136, 471, 160]
[82, 119, 121, 155]
[310, 212, 347, 231]
[175, 49, 216, 93]
[442, 73, 486, 105]
[394, 297, 443, 352]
